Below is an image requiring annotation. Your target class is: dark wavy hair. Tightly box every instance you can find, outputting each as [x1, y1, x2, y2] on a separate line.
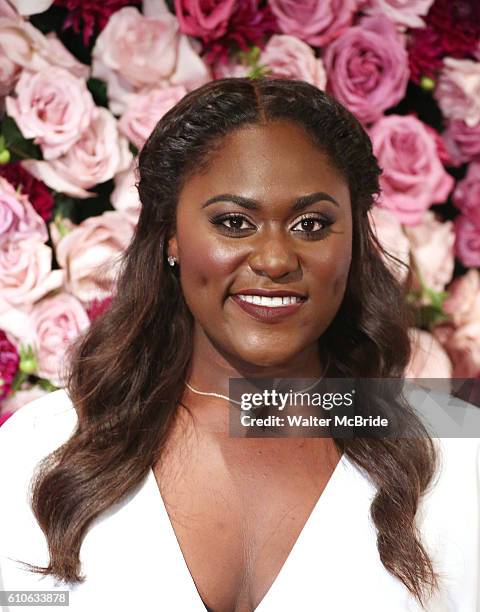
[26, 77, 439, 607]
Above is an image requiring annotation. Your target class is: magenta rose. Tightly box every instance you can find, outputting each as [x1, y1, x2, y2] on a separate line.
[22, 107, 132, 198]
[0, 328, 19, 402]
[5, 66, 95, 160]
[270, 0, 358, 47]
[0, 176, 47, 247]
[435, 57, 480, 128]
[442, 120, 480, 167]
[259, 34, 327, 89]
[24, 292, 90, 386]
[323, 15, 409, 125]
[362, 0, 435, 29]
[119, 86, 187, 150]
[454, 215, 480, 268]
[452, 161, 480, 228]
[174, 0, 236, 40]
[369, 115, 454, 225]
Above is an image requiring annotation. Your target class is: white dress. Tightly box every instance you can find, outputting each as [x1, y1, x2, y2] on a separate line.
[0, 388, 478, 612]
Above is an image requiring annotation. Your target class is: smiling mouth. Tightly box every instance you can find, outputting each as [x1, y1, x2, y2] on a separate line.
[229, 294, 307, 323]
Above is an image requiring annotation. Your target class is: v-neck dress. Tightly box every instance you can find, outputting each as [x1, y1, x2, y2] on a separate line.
[0, 389, 478, 611]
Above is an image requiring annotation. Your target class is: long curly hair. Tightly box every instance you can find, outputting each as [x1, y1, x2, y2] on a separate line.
[26, 77, 438, 607]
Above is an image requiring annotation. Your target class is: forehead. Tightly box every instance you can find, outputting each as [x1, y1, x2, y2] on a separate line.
[179, 120, 350, 204]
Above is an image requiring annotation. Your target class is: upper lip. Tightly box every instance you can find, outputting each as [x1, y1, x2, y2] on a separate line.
[231, 289, 306, 298]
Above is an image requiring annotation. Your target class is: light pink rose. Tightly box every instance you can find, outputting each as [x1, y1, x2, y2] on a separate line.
[369, 115, 454, 225]
[258, 34, 327, 89]
[92, 4, 210, 115]
[22, 108, 132, 198]
[0, 41, 20, 96]
[270, 0, 358, 47]
[433, 322, 480, 378]
[443, 269, 480, 328]
[0, 239, 64, 314]
[403, 211, 454, 293]
[405, 328, 452, 378]
[54, 211, 134, 303]
[24, 292, 90, 386]
[368, 206, 410, 283]
[110, 164, 141, 226]
[454, 215, 480, 268]
[362, 0, 435, 28]
[452, 161, 480, 227]
[0, 17, 89, 79]
[8, 0, 54, 15]
[211, 59, 250, 80]
[119, 86, 187, 150]
[6, 67, 96, 160]
[323, 15, 409, 125]
[174, 0, 236, 40]
[442, 119, 480, 167]
[0, 384, 49, 418]
[435, 58, 480, 128]
[0, 0, 17, 17]
[0, 176, 47, 247]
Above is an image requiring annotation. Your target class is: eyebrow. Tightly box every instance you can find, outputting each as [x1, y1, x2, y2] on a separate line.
[201, 191, 340, 212]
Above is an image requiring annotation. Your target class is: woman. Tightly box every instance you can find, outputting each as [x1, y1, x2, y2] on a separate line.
[0, 77, 478, 612]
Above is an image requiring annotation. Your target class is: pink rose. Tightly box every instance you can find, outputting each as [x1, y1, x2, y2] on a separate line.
[0, 240, 64, 314]
[54, 211, 134, 303]
[0, 41, 20, 97]
[174, 0, 236, 40]
[403, 211, 455, 293]
[270, 0, 358, 47]
[323, 15, 409, 125]
[435, 58, 480, 128]
[454, 215, 480, 268]
[433, 322, 480, 378]
[368, 206, 410, 283]
[119, 86, 187, 150]
[0, 176, 47, 247]
[442, 119, 480, 167]
[0, 17, 89, 79]
[25, 292, 90, 386]
[0, 0, 17, 17]
[212, 59, 250, 79]
[443, 269, 480, 328]
[92, 4, 210, 115]
[362, 0, 435, 29]
[259, 34, 327, 89]
[405, 328, 452, 378]
[22, 108, 132, 198]
[452, 161, 480, 227]
[369, 115, 454, 225]
[111, 165, 141, 226]
[6, 67, 95, 160]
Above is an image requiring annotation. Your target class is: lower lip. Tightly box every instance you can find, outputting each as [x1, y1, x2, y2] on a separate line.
[230, 295, 306, 323]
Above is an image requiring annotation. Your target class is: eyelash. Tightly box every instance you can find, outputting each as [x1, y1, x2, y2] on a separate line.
[209, 213, 335, 240]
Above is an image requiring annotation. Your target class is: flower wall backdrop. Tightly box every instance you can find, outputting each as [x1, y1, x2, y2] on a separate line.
[0, 0, 479, 425]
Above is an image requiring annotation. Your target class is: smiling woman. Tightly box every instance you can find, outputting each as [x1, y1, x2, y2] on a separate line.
[0, 77, 478, 612]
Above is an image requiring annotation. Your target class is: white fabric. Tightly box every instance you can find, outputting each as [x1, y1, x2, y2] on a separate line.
[0, 389, 478, 611]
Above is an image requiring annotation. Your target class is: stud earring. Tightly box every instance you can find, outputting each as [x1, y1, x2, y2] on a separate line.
[167, 255, 178, 267]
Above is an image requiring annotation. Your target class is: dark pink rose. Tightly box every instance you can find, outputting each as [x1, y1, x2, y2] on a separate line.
[174, 0, 236, 40]
[323, 15, 409, 125]
[269, 0, 358, 47]
[454, 214, 480, 268]
[453, 161, 480, 228]
[442, 119, 480, 167]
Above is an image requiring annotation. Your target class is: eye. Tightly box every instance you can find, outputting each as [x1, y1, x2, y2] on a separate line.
[209, 213, 255, 234]
[290, 213, 334, 238]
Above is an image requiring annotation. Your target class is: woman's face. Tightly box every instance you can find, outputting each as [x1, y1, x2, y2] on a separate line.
[169, 120, 352, 368]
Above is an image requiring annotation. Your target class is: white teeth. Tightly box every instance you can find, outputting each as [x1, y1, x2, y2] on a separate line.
[236, 294, 303, 307]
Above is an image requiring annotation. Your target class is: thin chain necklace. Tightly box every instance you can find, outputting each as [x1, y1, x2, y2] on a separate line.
[185, 373, 327, 406]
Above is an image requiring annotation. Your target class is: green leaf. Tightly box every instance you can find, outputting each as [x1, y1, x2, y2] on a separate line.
[1, 116, 42, 160]
[87, 78, 109, 109]
[37, 378, 59, 392]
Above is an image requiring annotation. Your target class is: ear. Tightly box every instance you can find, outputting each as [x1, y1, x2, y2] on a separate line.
[167, 233, 178, 260]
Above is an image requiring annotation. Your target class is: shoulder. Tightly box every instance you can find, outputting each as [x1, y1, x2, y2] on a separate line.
[0, 388, 78, 475]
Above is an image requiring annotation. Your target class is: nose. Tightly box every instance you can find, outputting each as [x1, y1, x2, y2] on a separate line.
[248, 230, 300, 279]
